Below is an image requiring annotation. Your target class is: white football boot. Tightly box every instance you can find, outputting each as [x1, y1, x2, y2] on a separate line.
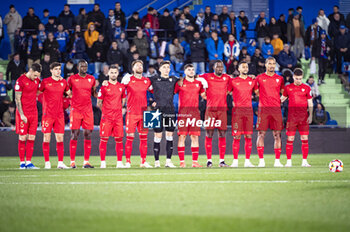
[244, 159, 255, 167]
[274, 159, 284, 167]
[258, 159, 265, 167]
[140, 162, 153, 168]
[285, 159, 292, 167]
[100, 161, 106, 169]
[154, 160, 161, 168]
[44, 161, 51, 169]
[230, 159, 239, 168]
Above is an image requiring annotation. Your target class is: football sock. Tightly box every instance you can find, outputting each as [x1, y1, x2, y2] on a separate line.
[301, 139, 309, 159]
[84, 139, 92, 162]
[56, 142, 64, 162]
[99, 138, 108, 161]
[218, 137, 226, 160]
[205, 137, 212, 160]
[25, 139, 34, 162]
[42, 142, 50, 162]
[286, 140, 294, 160]
[178, 146, 185, 162]
[125, 136, 134, 163]
[244, 137, 252, 159]
[191, 147, 199, 161]
[166, 136, 173, 159]
[139, 134, 148, 164]
[233, 139, 240, 160]
[153, 137, 161, 161]
[274, 148, 281, 160]
[69, 139, 77, 162]
[257, 146, 264, 159]
[18, 140, 26, 162]
[115, 137, 123, 162]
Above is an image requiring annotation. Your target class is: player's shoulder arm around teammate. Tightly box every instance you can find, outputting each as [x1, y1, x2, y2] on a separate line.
[38, 78, 46, 92]
[121, 73, 132, 86]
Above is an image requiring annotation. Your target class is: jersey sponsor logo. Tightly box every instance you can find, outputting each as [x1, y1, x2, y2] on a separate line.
[48, 83, 52, 86]
[263, 79, 266, 82]
[20, 129, 24, 133]
[75, 79, 79, 82]
[236, 83, 240, 85]
[25, 83, 29, 86]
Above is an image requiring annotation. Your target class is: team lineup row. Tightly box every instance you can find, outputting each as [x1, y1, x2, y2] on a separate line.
[14, 57, 313, 169]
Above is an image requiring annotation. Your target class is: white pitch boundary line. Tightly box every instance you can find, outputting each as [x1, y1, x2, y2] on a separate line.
[1, 180, 350, 185]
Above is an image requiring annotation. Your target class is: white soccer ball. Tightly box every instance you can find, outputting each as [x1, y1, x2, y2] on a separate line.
[329, 159, 343, 173]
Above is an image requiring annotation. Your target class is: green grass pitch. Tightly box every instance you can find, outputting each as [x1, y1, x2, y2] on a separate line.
[0, 154, 349, 232]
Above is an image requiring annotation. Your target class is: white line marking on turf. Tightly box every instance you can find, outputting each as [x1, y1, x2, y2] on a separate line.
[1, 180, 350, 185]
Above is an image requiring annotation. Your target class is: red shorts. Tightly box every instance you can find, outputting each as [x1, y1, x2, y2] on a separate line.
[205, 109, 227, 130]
[177, 109, 201, 136]
[16, 113, 38, 136]
[42, 115, 65, 134]
[70, 109, 94, 130]
[256, 108, 283, 131]
[231, 109, 253, 136]
[126, 114, 148, 134]
[286, 120, 309, 136]
[100, 118, 124, 138]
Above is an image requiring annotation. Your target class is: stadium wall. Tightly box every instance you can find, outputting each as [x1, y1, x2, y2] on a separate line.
[0, 128, 349, 156]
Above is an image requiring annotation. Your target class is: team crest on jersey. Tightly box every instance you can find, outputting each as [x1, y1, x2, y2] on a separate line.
[196, 84, 199, 87]
[249, 81, 252, 85]
[34, 80, 37, 84]
[119, 88, 122, 92]
[302, 88, 305, 92]
[144, 80, 147, 84]
[61, 83, 64, 87]
[169, 78, 173, 82]
[157, 78, 161, 81]
[223, 77, 226, 81]
[88, 79, 91, 82]
[276, 79, 279, 83]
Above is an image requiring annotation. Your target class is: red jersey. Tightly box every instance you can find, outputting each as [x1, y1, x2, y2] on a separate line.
[98, 81, 126, 120]
[200, 73, 231, 109]
[283, 83, 312, 118]
[15, 74, 40, 115]
[67, 73, 95, 112]
[255, 73, 284, 108]
[39, 77, 69, 117]
[174, 79, 205, 109]
[228, 76, 256, 108]
[125, 75, 151, 115]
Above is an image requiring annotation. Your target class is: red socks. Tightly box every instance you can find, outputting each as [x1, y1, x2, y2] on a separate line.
[56, 142, 64, 162]
[257, 146, 264, 159]
[232, 139, 240, 160]
[69, 139, 77, 161]
[301, 140, 309, 159]
[84, 139, 92, 162]
[139, 134, 148, 164]
[205, 137, 212, 160]
[178, 146, 185, 161]
[43, 142, 50, 162]
[99, 138, 108, 161]
[218, 137, 226, 160]
[18, 140, 26, 162]
[286, 140, 294, 160]
[274, 148, 281, 159]
[125, 136, 134, 163]
[115, 137, 123, 162]
[244, 137, 252, 159]
[191, 147, 199, 161]
[25, 139, 34, 162]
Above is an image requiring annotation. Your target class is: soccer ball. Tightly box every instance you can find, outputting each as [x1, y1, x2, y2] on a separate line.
[329, 160, 343, 172]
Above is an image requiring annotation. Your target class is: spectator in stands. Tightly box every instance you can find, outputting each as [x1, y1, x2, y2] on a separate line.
[220, 25, 229, 43]
[27, 32, 43, 68]
[306, 76, 322, 104]
[159, 9, 176, 39]
[271, 34, 283, 56]
[55, 24, 69, 60]
[346, 13, 350, 29]
[45, 16, 57, 33]
[69, 32, 86, 62]
[296, 6, 304, 24]
[40, 53, 51, 79]
[142, 7, 157, 29]
[210, 14, 220, 33]
[127, 51, 139, 73]
[328, 5, 345, 23]
[107, 40, 123, 68]
[238, 10, 249, 31]
[169, 38, 184, 64]
[252, 48, 265, 75]
[223, 11, 242, 42]
[195, 10, 205, 33]
[287, 8, 294, 23]
[277, 43, 297, 71]
[173, 8, 181, 22]
[22, 7, 41, 32]
[268, 17, 281, 38]
[190, 31, 206, 74]
[238, 47, 248, 61]
[37, 23, 47, 44]
[92, 34, 108, 74]
[114, 2, 126, 28]
[206, 31, 224, 72]
[277, 14, 287, 43]
[224, 34, 240, 64]
[312, 30, 332, 84]
[127, 12, 142, 39]
[183, 6, 195, 26]
[334, 25, 350, 74]
[219, 6, 229, 27]
[256, 18, 269, 48]
[63, 59, 77, 79]
[58, 4, 75, 31]
[247, 39, 257, 56]
[184, 24, 195, 43]
[133, 30, 149, 67]
[14, 30, 27, 62]
[149, 35, 160, 65]
[104, 9, 115, 42]
[41, 9, 50, 25]
[143, 21, 155, 42]
[305, 19, 321, 51]
[88, 3, 105, 33]
[282, 69, 293, 85]
[4, 5, 22, 54]
[201, 24, 211, 39]
[287, 12, 305, 59]
[261, 37, 274, 59]
[245, 55, 257, 75]
[0, 72, 12, 101]
[328, 13, 346, 38]
[176, 13, 189, 39]
[1, 103, 15, 128]
[117, 32, 129, 56]
[97, 64, 109, 86]
[76, 8, 88, 30]
[204, 6, 214, 27]
[112, 19, 124, 40]
[6, 53, 25, 84]
[43, 32, 59, 62]
[313, 103, 328, 125]
[84, 22, 99, 59]
[317, 9, 330, 34]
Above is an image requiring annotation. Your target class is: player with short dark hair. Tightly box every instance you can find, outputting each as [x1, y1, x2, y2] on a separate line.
[175, 64, 206, 167]
[97, 65, 127, 168]
[228, 61, 256, 167]
[39, 62, 70, 169]
[281, 68, 313, 167]
[67, 60, 97, 168]
[15, 63, 42, 169]
[254, 57, 285, 167]
[197, 60, 231, 168]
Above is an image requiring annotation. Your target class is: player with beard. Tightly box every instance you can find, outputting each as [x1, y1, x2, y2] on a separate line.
[97, 65, 127, 168]
[175, 64, 206, 168]
[254, 57, 285, 167]
[228, 61, 256, 167]
[67, 60, 97, 168]
[197, 60, 231, 168]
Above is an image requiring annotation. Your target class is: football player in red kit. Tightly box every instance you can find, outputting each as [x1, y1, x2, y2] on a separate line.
[39, 62, 70, 169]
[228, 61, 256, 167]
[67, 60, 97, 168]
[281, 68, 313, 167]
[254, 57, 285, 167]
[15, 63, 42, 169]
[97, 65, 126, 168]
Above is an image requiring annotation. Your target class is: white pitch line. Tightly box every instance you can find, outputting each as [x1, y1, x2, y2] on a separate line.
[1, 180, 350, 185]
